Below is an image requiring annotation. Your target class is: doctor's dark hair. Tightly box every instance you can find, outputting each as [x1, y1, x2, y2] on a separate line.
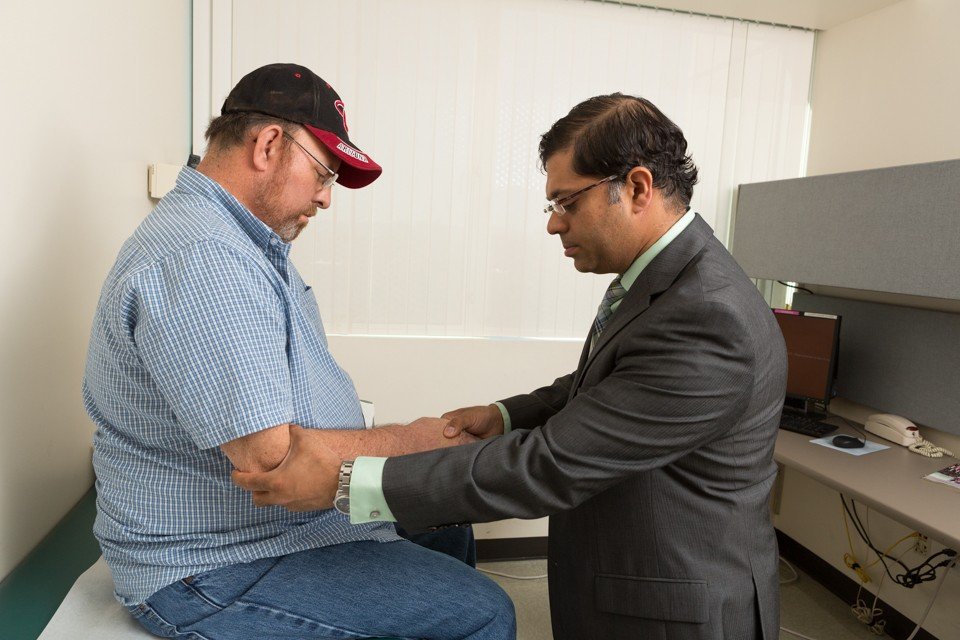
[539, 93, 698, 211]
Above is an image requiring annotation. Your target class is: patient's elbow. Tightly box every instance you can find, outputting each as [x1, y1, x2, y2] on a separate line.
[220, 423, 291, 472]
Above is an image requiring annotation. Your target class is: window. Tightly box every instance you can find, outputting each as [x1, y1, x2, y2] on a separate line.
[198, 0, 814, 338]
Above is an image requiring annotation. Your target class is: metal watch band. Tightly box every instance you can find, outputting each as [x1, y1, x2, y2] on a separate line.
[334, 460, 355, 515]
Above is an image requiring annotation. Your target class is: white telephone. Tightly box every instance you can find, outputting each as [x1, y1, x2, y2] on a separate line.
[864, 414, 920, 445]
[864, 414, 954, 458]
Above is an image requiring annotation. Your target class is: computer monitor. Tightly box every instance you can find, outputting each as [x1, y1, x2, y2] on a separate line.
[773, 309, 841, 415]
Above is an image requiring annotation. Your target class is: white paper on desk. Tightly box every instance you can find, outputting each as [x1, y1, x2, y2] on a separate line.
[810, 437, 889, 456]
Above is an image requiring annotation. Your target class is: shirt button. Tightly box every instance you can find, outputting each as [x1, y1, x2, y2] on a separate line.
[370, 510, 381, 518]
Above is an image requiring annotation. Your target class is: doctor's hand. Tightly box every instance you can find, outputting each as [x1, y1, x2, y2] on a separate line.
[441, 404, 504, 440]
[232, 425, 340, 511]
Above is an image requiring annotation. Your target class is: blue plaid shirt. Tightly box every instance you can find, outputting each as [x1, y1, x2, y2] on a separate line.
[83, 167, 398, 605]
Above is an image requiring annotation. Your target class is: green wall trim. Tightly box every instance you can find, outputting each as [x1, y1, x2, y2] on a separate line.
[0, 487, 99, 640]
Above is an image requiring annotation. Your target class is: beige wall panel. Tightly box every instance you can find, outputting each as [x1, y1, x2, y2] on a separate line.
[807, 0, 960, 176]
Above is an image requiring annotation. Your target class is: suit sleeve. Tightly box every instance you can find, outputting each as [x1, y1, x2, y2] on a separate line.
[382, 300, 755, 528]
[499, 372, 575, 430]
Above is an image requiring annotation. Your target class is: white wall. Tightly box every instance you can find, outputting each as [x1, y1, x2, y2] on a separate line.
[780, 1, 960, 636]
[0, 1, 191, 580]
[327, 336, 584, 423]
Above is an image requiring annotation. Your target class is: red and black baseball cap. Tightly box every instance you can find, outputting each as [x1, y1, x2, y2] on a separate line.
[221, 63, 382, 189]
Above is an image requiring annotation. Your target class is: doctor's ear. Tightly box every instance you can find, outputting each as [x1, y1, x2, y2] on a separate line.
[624, 166, 653, 211]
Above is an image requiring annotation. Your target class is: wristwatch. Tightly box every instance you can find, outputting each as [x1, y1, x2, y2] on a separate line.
[334, 460, 354, 515]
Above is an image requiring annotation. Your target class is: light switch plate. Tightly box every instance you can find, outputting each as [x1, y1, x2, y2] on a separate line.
[148, 163, 181, 199]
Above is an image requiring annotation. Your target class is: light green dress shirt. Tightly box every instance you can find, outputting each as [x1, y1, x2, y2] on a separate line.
[349, 210, 696, 524]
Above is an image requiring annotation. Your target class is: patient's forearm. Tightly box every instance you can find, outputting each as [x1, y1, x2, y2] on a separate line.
[316, 418, 476, 460]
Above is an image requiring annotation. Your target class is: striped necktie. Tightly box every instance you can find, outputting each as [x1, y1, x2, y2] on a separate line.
[591, 276, 626, 346]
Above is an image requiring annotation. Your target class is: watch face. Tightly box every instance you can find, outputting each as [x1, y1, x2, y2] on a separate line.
[334, 495, 350, 514]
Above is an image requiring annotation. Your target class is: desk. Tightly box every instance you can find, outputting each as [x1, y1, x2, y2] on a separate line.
[774, 425, 960, 550]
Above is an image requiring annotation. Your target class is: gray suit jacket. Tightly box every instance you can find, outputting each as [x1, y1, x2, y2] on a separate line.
[383, 215, 787, 639]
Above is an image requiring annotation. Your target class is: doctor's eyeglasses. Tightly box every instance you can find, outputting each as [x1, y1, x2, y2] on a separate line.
[543, 175, 618, 216]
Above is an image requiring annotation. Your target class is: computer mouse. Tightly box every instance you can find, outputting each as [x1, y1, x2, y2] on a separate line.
[832, 435, 865, 449]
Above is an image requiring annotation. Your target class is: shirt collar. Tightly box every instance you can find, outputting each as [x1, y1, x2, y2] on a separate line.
[175, 166, 291, 261]
[619, 209, 695, 291]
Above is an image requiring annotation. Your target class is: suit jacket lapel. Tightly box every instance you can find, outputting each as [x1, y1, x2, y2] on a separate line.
[572, 214, 714, 394]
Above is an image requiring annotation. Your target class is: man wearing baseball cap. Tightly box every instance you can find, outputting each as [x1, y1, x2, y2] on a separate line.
[83, 63, 515, 639]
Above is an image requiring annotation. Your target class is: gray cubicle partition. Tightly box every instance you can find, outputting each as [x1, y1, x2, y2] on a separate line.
[793, 293, 960, 437]
[732, 158, 960, 300]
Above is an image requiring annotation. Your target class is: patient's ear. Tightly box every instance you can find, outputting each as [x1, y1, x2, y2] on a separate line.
[251, 124, 285, 172]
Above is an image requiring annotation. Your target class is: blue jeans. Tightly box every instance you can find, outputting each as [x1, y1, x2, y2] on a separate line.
[396, 525, 477, 568]
[127, 536, 514, 639]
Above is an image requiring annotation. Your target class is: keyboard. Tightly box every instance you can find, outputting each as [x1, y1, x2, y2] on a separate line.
[779, 412, 838, 438]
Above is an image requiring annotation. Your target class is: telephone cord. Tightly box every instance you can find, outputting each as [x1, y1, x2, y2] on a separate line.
[908, 437, 955, 458]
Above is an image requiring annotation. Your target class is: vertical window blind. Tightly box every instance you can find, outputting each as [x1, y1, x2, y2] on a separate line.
[200, 0, 814, 338]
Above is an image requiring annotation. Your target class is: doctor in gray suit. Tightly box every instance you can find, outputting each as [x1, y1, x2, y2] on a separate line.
[235, 93, 788, 640]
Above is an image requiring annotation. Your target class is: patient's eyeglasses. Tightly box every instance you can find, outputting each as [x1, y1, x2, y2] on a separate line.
[543, 175, 618, 216]
[283, 132, 338, 190]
